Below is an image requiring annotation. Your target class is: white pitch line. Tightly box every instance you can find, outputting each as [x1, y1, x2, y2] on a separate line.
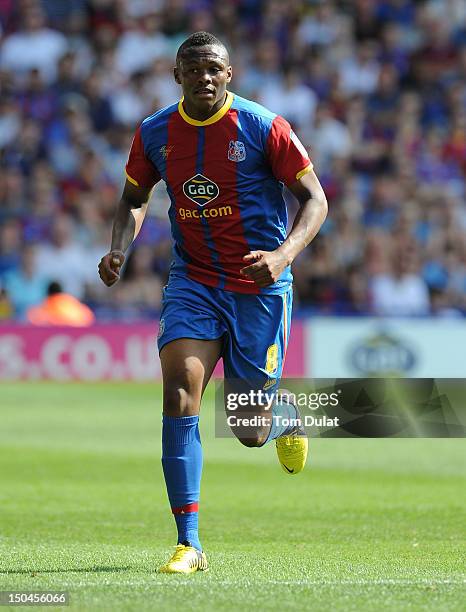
[53, 579, 465, 587]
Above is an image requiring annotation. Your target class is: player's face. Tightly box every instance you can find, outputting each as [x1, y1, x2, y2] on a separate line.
[175, 45, 232, 119]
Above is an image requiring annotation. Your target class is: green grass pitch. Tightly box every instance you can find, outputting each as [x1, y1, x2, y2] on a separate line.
[0, 382, 464, 611]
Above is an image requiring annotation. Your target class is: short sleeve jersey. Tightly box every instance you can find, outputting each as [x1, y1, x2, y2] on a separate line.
[125, 91, 312, 294]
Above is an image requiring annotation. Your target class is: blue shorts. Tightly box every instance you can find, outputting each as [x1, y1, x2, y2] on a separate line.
[157, 275, 292, 391]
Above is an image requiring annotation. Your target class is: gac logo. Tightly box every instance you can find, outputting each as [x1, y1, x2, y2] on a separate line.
[182, 173, 219, 206]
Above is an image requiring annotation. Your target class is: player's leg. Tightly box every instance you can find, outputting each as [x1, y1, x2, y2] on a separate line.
[223, 288, 308, 473]
[159, 338, 222, 573]
[156, 276, 226, 573]
[222, 287, 293, 447]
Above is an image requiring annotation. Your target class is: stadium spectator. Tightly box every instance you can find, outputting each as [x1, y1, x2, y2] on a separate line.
[352, 0, 384, 43]
[114, 13, 169, 76]
[0, 4, 67, 83]
[297, 1, 341, 48]
[16, 68, 57, 125]
[371, 245, 430, 316]
[0, 218, 22, 276]
[144, 57, 181, 109]
[111, 71, 152, 126]
[305, 103, 352, 170]
[80, 70, 115, 133]
[113, 245, 163, 312]
[0, 96, 21, 149]
[258, 68, 318, 130]
[339, 41, 381, 96]
[52, 52, 81, 101]
[0, 284, 13, 320]
[27, 280, 95, 326]
[2, 244, 48, 319]
[35, 214, 95, 298]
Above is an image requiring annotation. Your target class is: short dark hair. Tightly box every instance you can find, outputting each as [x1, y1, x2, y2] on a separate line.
[47, 281, 63, 296]
[176, 31, 228, 64]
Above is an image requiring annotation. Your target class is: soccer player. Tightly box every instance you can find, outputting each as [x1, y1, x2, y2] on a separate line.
[98, 32, 327, 574]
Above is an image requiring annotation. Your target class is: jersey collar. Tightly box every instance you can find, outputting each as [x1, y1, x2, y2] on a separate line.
[178, 91, 233, 126]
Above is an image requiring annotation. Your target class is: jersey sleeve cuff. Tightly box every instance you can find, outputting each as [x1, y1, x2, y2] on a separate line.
[295, 164, 313, 181]
[125, 170, 139, 186]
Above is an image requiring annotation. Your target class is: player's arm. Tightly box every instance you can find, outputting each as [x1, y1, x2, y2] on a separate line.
[277, 168, 328, 264]
[99, 123, 160, 287]
[241, 168, 327, 287]
[98, 180, 153, 287]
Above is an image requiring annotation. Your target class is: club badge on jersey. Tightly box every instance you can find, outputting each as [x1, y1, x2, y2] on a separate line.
[228, 140, 246, 162]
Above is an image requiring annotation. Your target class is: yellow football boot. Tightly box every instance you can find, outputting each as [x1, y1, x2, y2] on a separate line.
[275, 396, 308, 474]
[158, 544, 208, 574]
[276, 431, 308, 474]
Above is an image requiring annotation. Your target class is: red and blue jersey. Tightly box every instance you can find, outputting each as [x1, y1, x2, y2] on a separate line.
[125, 91, 312, 294]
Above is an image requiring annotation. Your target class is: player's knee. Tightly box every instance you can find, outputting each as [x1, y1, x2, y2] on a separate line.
[163, 359, 204, 416]
[163, 386, 194, 416]
[228, 404, 271, 447]
[233, 430, 268, 448]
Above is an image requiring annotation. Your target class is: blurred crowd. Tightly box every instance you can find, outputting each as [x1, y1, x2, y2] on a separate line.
[0, 0, 465, 320]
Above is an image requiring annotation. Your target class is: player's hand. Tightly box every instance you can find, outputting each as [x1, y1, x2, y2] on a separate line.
[98, 250, 125, 287]
[240, 250, 289, 287]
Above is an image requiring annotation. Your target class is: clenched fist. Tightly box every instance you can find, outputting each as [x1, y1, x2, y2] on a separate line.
[240, 250, 289, 288]
[98, 250, 125, 287]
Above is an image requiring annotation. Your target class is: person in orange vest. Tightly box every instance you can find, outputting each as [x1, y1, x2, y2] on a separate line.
[27, 281, 95, 326]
